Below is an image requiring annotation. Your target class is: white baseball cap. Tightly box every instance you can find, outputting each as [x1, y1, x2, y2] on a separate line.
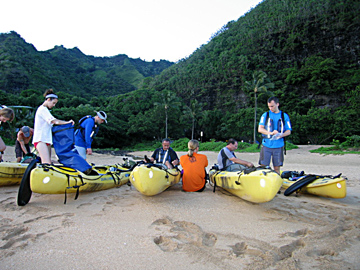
[96, 111, 107, 123]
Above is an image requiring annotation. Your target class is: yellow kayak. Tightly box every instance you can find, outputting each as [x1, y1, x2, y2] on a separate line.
[209, 166, 283, 203]
[282, 172, 346, 198]
[30, 164, 131, 194]
[130, 163, 181, 196]
[0, 162, 29, 186]
[18, 160, 134, 205]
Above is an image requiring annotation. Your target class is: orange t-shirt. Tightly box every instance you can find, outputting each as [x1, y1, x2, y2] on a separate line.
[180, 152, 208, 192]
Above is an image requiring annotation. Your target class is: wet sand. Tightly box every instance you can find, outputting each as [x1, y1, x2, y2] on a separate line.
[0, 145, 359, 269]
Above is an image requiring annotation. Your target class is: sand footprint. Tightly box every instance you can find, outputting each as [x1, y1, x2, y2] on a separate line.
[281, 228, 309, 238]
[275, 239, 305, 261]
[306, 248, 336, 257]
[152, 218, 217, 252]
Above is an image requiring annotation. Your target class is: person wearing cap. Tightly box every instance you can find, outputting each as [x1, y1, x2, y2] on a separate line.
[0, 105, 15, 162]
[33, 89, 75, 164]
[15, 126, 34, 162]
[74, 111, 107, 160]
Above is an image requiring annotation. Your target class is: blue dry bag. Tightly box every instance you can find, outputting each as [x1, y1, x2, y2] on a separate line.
[52, 123, 92, 173]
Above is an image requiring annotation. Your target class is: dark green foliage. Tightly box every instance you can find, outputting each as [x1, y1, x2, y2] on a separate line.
[310, 135, 360, 154]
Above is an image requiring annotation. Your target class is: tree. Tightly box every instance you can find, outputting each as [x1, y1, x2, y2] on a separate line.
[154, 91, 181, 138]
[245, 70, 274, 144]
[182, 99, 205, 139]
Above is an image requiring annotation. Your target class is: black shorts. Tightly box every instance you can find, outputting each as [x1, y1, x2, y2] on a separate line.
[15, 140, 31, 158]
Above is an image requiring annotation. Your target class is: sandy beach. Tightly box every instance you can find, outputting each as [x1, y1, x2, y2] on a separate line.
[0, 145, 359, 269]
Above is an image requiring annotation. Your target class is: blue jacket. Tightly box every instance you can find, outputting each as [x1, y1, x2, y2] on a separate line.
[74, 117, 99, 149]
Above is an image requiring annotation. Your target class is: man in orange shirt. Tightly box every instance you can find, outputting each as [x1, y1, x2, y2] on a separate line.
[15, 126, 34, 162]
[180, 139, 208, 192]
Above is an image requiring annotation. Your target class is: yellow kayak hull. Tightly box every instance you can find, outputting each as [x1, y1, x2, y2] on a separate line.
[282, 176, 346, 198]
[209, 168, 282, 203]
[30, 164, 131, 194]
[0, 162, 29, 186]
[130, 164, 181, 196]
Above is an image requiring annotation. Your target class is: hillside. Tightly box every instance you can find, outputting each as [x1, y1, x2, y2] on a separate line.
[148, 0, 359, 108]
[139, 0, 359, 144]
[0, 31, 173, 97]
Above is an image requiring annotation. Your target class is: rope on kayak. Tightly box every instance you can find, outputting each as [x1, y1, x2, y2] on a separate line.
[63, 173, 87, 204]
[41, 164, 105, 181]
[212, 170, 222, 193]
[142, 162, 181, 177]
[108, 171, 118, 185]
[0, 171, 26, 176]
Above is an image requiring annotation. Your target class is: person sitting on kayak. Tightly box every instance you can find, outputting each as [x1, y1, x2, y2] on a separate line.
[217, 138, 254, 171]
[148, 138, 179, 169]
[180, 139, 208, 192]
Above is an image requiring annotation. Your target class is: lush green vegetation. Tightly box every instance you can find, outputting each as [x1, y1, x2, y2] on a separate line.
[95, 138, 298, 154]
[310, 135, 360, 154]
[1, 0, 359, 150]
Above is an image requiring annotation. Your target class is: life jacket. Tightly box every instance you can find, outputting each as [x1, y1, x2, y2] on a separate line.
[156, 149, 171, 164]
[219, 148, 236, 170]
[262, 111, 287, 154]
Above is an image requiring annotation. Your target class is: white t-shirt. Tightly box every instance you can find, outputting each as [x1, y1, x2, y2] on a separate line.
[32, 105, 56, 144]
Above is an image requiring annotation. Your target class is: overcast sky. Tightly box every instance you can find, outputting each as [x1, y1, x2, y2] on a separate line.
[1, 0, 263, 62]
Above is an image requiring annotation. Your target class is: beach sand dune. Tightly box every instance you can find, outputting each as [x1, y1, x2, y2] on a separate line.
[0, 146, 359, 269]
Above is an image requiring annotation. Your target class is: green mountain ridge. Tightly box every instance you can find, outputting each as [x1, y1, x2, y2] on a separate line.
[0, 31, 173, 97]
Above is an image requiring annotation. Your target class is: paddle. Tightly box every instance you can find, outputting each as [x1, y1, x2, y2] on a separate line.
[17, 159, 38, 206]
[284, 174, 318, 196]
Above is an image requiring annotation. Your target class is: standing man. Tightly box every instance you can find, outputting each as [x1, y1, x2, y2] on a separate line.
[15, 126, 34, 162]
[74, 111, 107, 160]
[217, 138, 254, 171]
[149, 138, 179, 169]
[258, 96, 292, 174]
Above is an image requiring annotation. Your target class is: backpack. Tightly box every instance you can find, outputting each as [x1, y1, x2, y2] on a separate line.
[263, 111, 287, 155]
[75, 115, 98, 139]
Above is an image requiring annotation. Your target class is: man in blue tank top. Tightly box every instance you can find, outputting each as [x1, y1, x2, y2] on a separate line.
[258, 97, 292, 174]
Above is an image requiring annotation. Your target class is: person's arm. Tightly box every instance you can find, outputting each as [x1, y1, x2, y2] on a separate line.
[279, 129, 291, 138]
[82, 119, 95, 155]
[50, 119, 74, 125]
[150, 149, 158, 163]
[258, 125, 278, 136]
[169, 149, 179, 166]
[171, 158, 179, 167]
[17, 134, 29, 154]
[258, 112, 275, 136]
[280, 113, 292, 138]
[229, 157, 254, 167]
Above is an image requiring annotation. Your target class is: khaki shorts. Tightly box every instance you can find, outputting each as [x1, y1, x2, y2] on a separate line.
[259, 146, 284, 167]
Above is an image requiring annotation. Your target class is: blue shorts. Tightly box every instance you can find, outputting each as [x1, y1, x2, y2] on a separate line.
[259, 146, 284, 167]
